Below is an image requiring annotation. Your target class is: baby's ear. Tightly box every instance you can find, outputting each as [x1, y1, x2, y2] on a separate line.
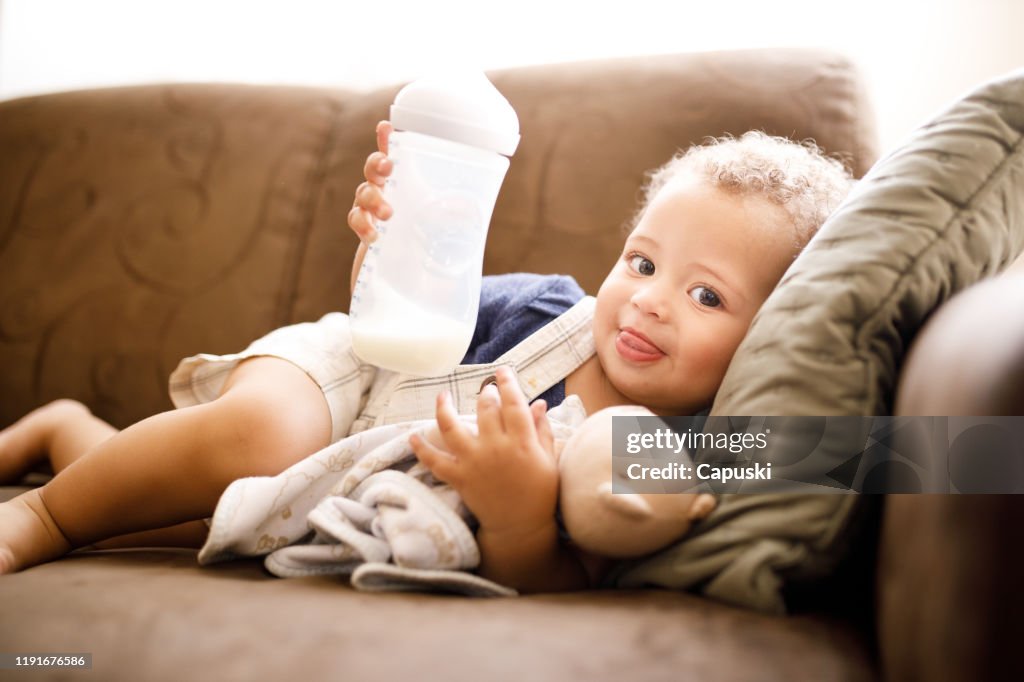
[687, 493, 718, 521]
[599, 481, 654, 520]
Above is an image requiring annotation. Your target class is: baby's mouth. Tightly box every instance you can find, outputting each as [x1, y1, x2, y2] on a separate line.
[615, 328, 665, 362]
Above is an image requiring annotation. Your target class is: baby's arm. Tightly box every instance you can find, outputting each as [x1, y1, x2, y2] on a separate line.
[409, 367, 591, 593]
[347, 121, 394, 296]
[475, 517, 591, 594]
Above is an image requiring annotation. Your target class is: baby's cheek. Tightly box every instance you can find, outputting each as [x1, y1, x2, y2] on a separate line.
[684, 332, 739, 389]
[690, 332, 732, 368]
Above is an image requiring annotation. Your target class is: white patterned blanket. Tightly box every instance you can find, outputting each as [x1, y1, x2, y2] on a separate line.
[196, 396, 587, 597]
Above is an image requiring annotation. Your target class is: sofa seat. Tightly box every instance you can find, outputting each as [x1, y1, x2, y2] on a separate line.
[0, 499, 875, 682]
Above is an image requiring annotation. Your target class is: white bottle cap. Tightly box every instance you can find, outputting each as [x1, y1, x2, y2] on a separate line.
[390, 71, 520, 156]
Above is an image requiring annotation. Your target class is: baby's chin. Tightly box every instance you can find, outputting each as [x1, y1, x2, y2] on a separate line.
[627, 378, 712, 416]
[635, 402, 701, 418]
[609, 380, 698, 417]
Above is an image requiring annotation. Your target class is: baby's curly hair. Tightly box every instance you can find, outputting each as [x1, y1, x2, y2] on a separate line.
[629, 131, 854, 248]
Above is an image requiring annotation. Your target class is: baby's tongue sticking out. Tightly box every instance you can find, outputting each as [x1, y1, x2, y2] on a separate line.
[616, 330, 664, 361]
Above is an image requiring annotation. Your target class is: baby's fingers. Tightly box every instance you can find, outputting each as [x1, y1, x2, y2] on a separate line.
[354, 182, 391, 220]
[376, 120, 393, 154]
[347, 205, 377, 244]
[494, 367, 533, 438]
[531, 400, 555, 456]
[363, 151, 393, 187]
[409, 433, 460, 485]
[476, 383, 504, 439]
[435, 391, 478, 455]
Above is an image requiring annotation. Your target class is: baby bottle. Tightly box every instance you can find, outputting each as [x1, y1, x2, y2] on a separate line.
[350, 72, 520, 375]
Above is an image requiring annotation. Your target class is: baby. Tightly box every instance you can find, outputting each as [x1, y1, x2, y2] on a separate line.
[0, 122, 852, 593]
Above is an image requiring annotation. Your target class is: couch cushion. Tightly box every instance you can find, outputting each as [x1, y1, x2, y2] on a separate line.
[607, 68, 1024, 612]
[0, 84, 353, 428]
[0, 530, 875, 682]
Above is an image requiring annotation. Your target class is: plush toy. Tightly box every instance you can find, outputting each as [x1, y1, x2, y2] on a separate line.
[558, 406, 718, 559]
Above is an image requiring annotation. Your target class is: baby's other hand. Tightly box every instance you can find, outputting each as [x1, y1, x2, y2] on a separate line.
[409, 367, 559, 536]
[347, 120, 394, 244]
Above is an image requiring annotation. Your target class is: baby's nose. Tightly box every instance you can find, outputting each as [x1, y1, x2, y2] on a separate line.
[630, 283, 669, 318]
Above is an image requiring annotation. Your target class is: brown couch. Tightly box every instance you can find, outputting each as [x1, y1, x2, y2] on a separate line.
[0, 49, 1019, 681]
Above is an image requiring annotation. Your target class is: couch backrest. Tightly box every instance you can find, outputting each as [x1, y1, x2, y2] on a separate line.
[0, 48, 878, 427]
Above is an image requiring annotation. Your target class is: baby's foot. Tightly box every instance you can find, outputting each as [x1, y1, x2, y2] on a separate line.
[0, 399, 90, 483]
[0, 489, 72, 574]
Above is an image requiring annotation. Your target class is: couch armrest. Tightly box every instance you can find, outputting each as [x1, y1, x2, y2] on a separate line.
[897, 274, 1024, 416]
[881, 274, 1024, 681]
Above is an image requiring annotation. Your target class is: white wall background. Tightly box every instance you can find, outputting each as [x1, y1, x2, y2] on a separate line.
[1, 0, 1022, 152]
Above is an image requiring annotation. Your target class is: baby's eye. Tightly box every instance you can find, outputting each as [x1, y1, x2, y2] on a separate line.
[628, 255, 655, 276]
[689, 286, 722, 308]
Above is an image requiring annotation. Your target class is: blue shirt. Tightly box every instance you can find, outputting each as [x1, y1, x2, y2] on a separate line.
[461, 273, 586, 406]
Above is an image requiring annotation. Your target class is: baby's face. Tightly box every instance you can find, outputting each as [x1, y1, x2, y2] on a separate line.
[593, 173, 797, 415]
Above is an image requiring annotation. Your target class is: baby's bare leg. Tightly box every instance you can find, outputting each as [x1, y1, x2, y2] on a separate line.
[0, 357, 331, 573]
[0, 400, 111, 483]
[1, 399, 212, 550]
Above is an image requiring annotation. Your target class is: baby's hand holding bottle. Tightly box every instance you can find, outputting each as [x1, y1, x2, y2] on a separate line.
[347, 121, 395, 244]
